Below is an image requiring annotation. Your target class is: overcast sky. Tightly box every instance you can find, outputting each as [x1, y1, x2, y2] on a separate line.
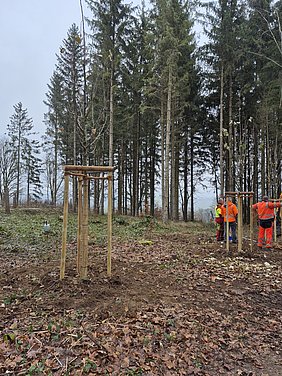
[0, 0, 212, 208]
[0, 0, 90, 137]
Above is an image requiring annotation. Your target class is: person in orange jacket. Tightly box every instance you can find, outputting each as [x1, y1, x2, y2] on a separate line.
[215, 198, 224, 241]
[221, 197, 238, 243]
[252, 195, 281, 249]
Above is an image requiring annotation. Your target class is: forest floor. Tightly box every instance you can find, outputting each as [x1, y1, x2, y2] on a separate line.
[0, 209, 281, 376]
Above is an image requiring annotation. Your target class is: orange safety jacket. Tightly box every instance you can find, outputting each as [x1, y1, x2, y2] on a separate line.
[252, 201, 281, 220]
[221, 202, 238, 223]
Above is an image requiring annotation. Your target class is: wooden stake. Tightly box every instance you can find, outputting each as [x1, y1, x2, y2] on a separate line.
[237, 194, 243, 252]
[60, 174, 69, 280]
[80, 176, 89, 279]
[250, 195, 253, 252]
[273, 211, 277, 244]
[226, 195, 230, 252]
[77, 176, 83, 274]
[107, 172, 113, 277]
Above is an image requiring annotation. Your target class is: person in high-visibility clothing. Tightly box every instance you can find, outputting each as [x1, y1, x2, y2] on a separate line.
[252, 195, 281, 249]
[215, 198, 224, 241]
[276, 193, 282, 237]
[221, 197, 238, 243]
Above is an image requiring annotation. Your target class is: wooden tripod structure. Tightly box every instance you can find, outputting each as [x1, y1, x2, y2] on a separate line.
[225, 191, 254, 252]
[60, 165, 114, 280]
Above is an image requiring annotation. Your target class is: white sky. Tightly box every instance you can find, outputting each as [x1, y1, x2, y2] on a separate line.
[0, 0, 211, 209]
[0, 0, 88, 136]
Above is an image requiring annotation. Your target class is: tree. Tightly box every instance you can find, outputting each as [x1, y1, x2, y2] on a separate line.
[0, 138, 17, 214]
[86, 0, 132, 214]
[150, 0, 198, 221]
[23, 139, 43, 205]
[43, 71, 65, 206]
[7, 102, 34, 206]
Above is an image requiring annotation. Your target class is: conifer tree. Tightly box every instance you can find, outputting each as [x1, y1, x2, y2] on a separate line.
[7, 102, 34, 206]
[23, 139, 43, 205]
[43, 70, 65, 205]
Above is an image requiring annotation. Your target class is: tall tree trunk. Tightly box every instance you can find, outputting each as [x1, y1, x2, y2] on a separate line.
[108, 59, 115, 215]
[190, 131, 194, 221]
[163, 66, 172, 222]
[161, 95, 165, 216]
[253, 124, 259, 201]
[16, 127, 21, 207]
[53, 116, 58, 206]
[117, 143, 125, 214]
[220, 63, 224, 196]
[150, 137, 155, 217]
[172, 121, 179, 221]
[261, 123, 266, 196]
[4, 186, 10, 214]
[170, 116, 175, 219]
[174, 138, 179, 221]
[228, 74, 233, 191]
[183, 136, 188, 222]
[132, 113, 140, 216]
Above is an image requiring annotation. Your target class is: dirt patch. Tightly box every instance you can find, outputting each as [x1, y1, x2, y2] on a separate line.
[1, 231, 282, 375]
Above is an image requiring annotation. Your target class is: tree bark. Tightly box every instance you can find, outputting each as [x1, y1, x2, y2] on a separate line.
[163, 66, 172, 222]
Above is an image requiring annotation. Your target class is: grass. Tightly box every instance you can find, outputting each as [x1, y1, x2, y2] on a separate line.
[0, 208, 214, 254]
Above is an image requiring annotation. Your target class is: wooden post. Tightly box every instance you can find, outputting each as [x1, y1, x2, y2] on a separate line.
[226, 195, 230, 252]
[250, 194, 253, 252]
[80, 176, 89, 279]
[107, 172, 113, 277]
[60, 174, 69, 279]
[273, 202, 277, 244]
[61, 165, 116, 280]
[77, 176, 83, 274]
[237, 194, 243, 252]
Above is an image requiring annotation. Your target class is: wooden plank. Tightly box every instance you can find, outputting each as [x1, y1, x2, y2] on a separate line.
[226, 195, 230, 252]
[77, 177, 83, 275]
[237, 194, 242, 252]
[60, 174, 69, 280]
[80, 177, 89, 279]
[274, 212, 277, 244]
[250, 195, 254, 252]
[107, 172, 113, 277]
[64, 165, 115, 173]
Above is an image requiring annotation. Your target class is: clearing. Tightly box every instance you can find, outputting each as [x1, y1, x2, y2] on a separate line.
[0, 210, 281, 375]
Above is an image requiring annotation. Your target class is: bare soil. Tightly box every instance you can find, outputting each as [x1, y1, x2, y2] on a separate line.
[0, 227, 281, 375]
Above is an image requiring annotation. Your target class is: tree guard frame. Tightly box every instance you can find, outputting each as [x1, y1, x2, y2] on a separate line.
[224, 192, 254, 252]
[269, 198, 282, 245]
[60, 165, 115, 280]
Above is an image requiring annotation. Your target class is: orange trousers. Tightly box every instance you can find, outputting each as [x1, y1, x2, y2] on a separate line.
[258, 225, 273, 248]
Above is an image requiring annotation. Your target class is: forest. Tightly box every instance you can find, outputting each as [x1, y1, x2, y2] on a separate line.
[1, 2, 282, 374]
[0, 0, 281, 218]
